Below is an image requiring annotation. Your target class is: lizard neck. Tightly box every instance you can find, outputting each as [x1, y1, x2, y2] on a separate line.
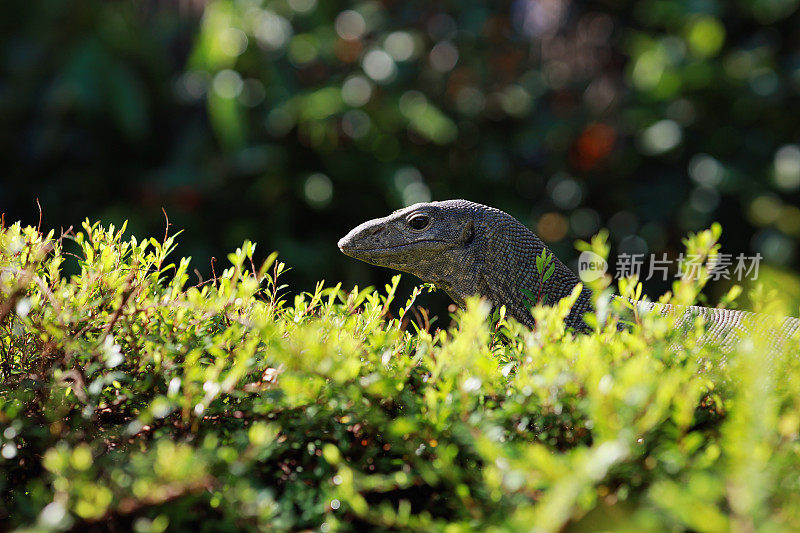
[475, 211, 594, 331]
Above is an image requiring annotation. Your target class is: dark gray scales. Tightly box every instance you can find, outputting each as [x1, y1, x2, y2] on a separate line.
[338, 199, 799, 347]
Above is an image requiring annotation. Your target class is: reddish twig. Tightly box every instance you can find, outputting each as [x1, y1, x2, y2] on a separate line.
[161, 207, 172, 245]
[36, 198, 43, 234]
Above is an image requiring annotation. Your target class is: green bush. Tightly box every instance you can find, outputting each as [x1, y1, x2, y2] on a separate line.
[1, 220, 799, 531]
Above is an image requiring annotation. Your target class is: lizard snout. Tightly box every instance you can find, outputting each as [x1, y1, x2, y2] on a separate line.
[338, 221, 388, 256]
[337, 228, 367, 256]
[337, 235, 352, 252]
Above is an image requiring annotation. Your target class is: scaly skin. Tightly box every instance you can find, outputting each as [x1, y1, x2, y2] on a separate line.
[338, 199, 800, 344]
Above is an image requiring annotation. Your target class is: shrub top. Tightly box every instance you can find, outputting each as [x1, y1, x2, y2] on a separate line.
[1, 220, 799, 531]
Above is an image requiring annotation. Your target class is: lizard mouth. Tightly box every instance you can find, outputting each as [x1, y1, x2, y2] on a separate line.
[337, 239, 452, 257]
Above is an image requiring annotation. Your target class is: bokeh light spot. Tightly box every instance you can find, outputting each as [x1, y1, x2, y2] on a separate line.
[304, 174, 333, 208]
[399, 91, 457, 145]
[537, 212, 568, 242]
[773, 145, 800, 191]
[394, 166, 423, 190]
[631, 49, 667, 91]
[2, 443, 17, 459]
[213, 70, 244, 99]
[456, 87, 485, 116]
[499, 85, 531, 117]
[402, 182, 432, 206]
[335, 10, 366, 40]
[341, 109, 371, 139]
[341, 76, 373, 107]
[686, 16, 725, 58]
[619, 235, 648, 256]
[689, 186, 720, 213]
[570, 208, 601, 237]
[548, 174, 583, 209]
[254, 11, 292, 51]
[724, 50, 755, 79]
[639, 120, 682, 155]
[429, 41, 459, 72]
[334, 39, 363, 63]
[302, 87, 343, 120]
[39, 502, 68, 529]
[239, 79, 265, 107]
[753, 229, 796, 265]
[219, 27, 248, 57]
[362, 50, 397, 83]
[385, 31, 416, 61]
[688, 154, 724, 187]
[748, 194, 782, 226]
[288, 0, 317, 14]
[749, 68, 780, 96]
[393, 166, 431, 206]
[289, 34, 319, 65]
[778, 205, 800, 236]
[176, 71, 210, 101]
[574, 123, 616, 170]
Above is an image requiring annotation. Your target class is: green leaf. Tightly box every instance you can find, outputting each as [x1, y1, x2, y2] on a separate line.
[543, 263, 556, 283]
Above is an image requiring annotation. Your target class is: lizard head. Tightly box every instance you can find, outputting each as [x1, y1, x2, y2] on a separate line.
[339, 199, 592, 329]
[337, 200, 478, 298]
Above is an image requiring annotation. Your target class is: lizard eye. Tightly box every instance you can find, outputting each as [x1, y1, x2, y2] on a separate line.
[408, 214, 431, 231]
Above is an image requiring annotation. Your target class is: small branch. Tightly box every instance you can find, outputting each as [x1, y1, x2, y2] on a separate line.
[31, 274, 62, 318]
[249, 255, 258, 279]
[58, 225, 74, 245]
[36, 198, 43, 234]
[161, 207, 172, 245]
[102, 269, 138, 336]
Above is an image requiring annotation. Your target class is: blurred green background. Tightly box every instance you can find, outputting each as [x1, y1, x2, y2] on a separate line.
[2, 0, 800, 314]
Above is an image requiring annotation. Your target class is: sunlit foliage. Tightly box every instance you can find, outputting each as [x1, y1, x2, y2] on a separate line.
[1, 220, 800, 530]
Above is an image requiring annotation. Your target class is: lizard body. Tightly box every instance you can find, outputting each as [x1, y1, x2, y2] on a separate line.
[338, 199, 800, 344]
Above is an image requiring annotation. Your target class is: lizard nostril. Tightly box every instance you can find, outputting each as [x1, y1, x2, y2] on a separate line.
[370, 227, 384, 236]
